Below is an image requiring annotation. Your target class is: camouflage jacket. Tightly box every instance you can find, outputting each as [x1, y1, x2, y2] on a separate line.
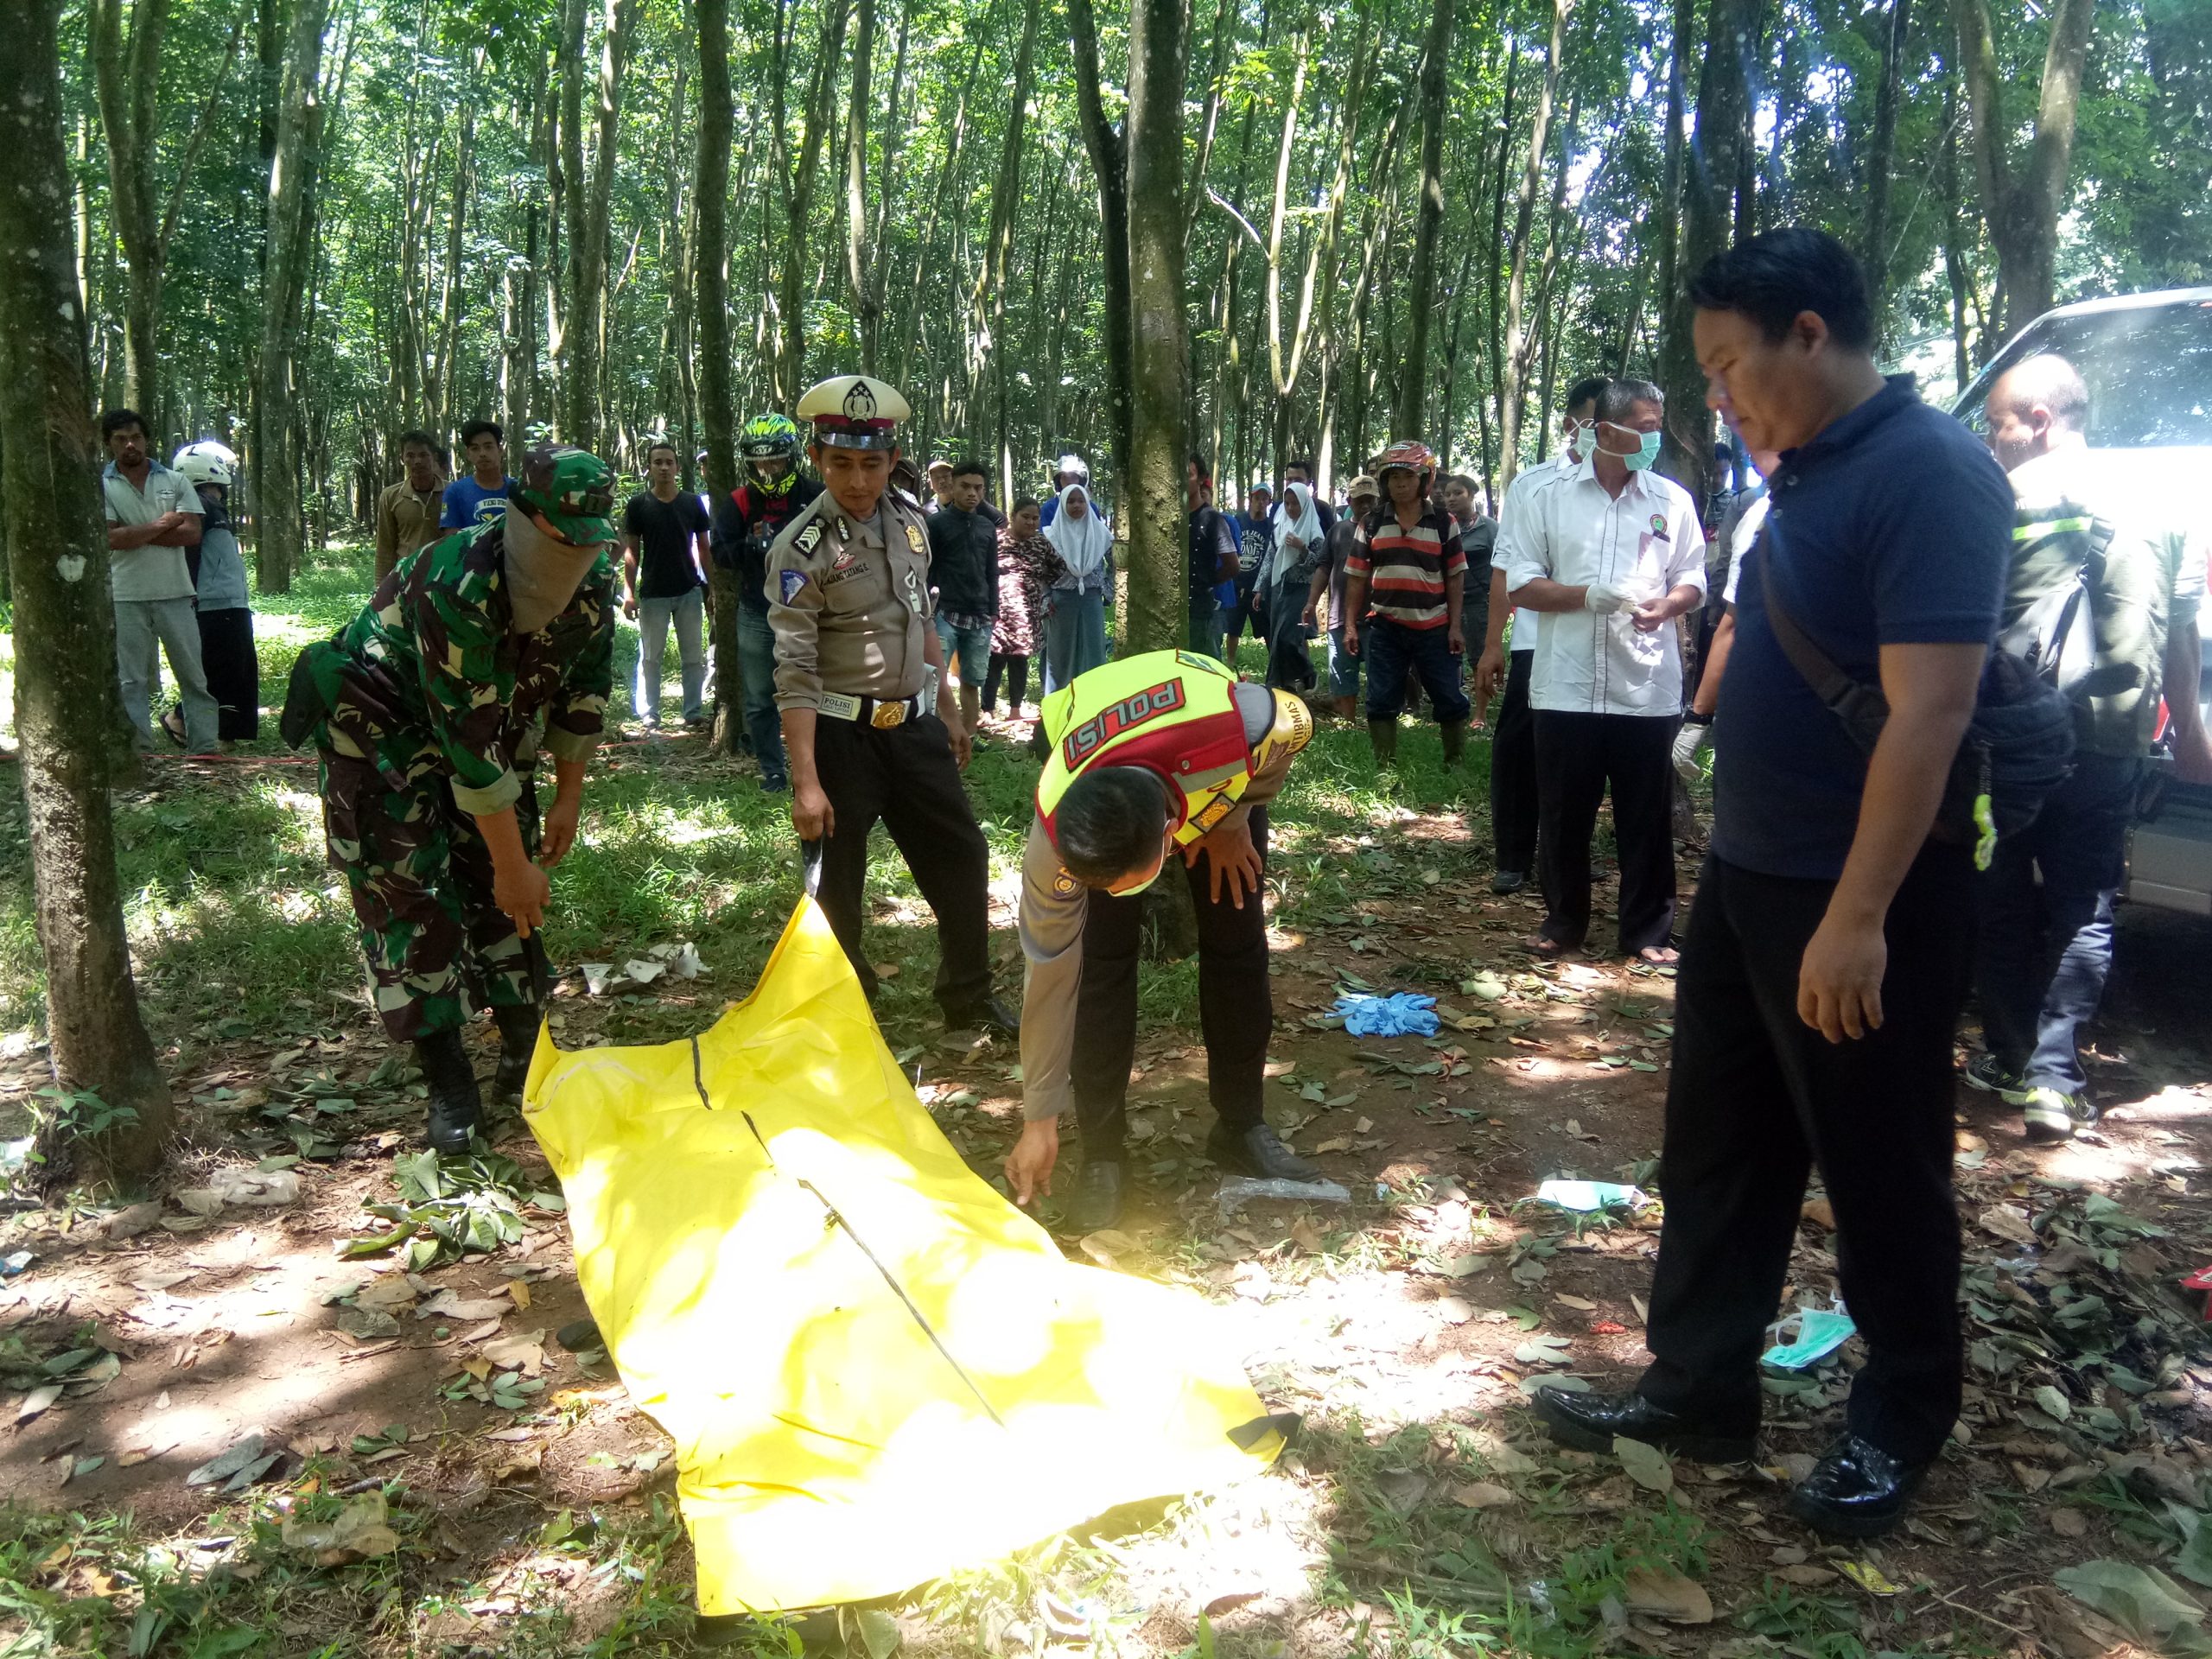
[312, 522, 614, 814]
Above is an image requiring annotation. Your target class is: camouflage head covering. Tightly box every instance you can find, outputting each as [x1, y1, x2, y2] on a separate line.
[514, 445, 617, 547]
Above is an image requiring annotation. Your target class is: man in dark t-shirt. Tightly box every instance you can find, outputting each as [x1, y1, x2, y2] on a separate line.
[621, 441, 712, 727]
[1186, 457, 1238, 662]
[1529, 231, 2010, 1544]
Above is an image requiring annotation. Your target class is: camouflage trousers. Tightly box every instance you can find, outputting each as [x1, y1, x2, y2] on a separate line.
[321, 749, 541, 1041]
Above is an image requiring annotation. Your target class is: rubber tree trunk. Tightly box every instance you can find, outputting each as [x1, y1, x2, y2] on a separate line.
[1395, 0, 1453, 440]
[253, 0, 331, 595]
[1067, 0, 1135, 506]
[694, 0, 747, 756]
[0, 0, 178, 1189]
[1120, 0, 1188, 657]
[1859, 0, 1911, 348]
[1498, 0, 1573, 487]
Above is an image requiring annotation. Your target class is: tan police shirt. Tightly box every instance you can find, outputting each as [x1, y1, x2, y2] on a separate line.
[765, 489, 936, 711]
[1015, 683, 1305, 1125]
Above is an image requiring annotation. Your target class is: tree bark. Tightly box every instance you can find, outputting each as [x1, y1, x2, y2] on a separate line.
[841, 0, 880, 371]
[1395, 0, 1454, 440]
[1859, 0, 1911, 346]
[253, 0, 330, 594]
[1121, 0, 1187, 655]
[695, 0, 747, 755]
[1498, 0, 1573, 486]
[779, 0, 854, 401]
[975, 0, 1041, 499]
[1949, 0, 2095, 341]
[1658, 0, 1755, 503]
[1067, 0, 1135, 502]
[561, 0, 631, 451]
[2, 0, 178, 1188]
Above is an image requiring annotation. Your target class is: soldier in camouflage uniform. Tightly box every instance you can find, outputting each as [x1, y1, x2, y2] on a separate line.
[301, 446, 618, 1152]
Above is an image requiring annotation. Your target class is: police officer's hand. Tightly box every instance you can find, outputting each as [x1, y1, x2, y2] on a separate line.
[540, 795, 582, 868]
[1185, 816, 1263, 909]
[940, 701, 973, 769]
[792, 779, 836, 841]
[1005, 1118, 1060, 1207]
[495, 859, 552, 939]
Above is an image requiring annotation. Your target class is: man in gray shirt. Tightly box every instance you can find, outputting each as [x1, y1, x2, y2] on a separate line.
[101, 408, 218, 754]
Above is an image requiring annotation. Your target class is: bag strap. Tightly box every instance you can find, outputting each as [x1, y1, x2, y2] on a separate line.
[1750, 518, 1891, 754]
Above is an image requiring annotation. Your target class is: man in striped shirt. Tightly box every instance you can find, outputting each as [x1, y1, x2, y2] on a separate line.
[1341, 440, 1471, 766]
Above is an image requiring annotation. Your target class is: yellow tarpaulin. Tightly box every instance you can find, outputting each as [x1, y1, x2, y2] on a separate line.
[521, 897, 1283, 1614]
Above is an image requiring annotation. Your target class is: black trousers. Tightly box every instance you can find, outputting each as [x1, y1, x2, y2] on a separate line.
[1534, 709, 1677, 954]
[194, 606, 260, 741]
[1490, 651, 1537, 874]
[1639, 848, 1974, 1465]
[812, 713, 993, 1010]
[1071, 810, 1271, 1160]
[982, 652, 1030, 715]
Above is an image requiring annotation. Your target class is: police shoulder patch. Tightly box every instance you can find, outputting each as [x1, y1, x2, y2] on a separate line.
[779, 569, 808, 602]
[1051, 868, 1079, 898]
[796, 520, 826, 558]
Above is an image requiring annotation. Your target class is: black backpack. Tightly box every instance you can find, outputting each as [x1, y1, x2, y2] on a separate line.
[1751, 513, 2075, 869]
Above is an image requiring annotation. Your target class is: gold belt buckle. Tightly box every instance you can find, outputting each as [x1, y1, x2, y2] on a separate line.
[871, 699, 907, 729]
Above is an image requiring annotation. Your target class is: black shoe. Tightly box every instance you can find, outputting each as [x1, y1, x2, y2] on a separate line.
[1784, 1433, 1926, 1539]
[760, 773, 788, 795]
[490, 1003, 540, 1106]
[944, 995, 1020, 1036]
[1071, 1160, 1124, 1233]
[555, 1317, 604, 1352]
[1491, 869, 1527, 895]
[1205, 1122, 1321, 1182]
[1529, 1387, 1756, 1464]
[414, 1030, 482, 1154]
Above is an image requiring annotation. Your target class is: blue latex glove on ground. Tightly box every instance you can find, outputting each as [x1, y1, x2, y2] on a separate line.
[1331, 992, 1440, 1038]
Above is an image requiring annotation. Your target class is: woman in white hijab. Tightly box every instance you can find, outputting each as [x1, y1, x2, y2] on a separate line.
[1040, 483, 1113, 695]
[1262, 480, 1324, 691]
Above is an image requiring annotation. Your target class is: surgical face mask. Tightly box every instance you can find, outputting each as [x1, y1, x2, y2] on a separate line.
[1598, 424, 1662, 473]
[1109, 837, 1174, 898]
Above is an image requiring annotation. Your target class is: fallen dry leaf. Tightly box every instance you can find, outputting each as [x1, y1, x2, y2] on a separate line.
[1624, 1565, 1713, 1624]
[1451, 1481, 1515, 1510]
[2050, 1507, 2088, 1538]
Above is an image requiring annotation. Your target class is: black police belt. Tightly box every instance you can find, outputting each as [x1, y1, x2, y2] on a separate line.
[818, 689, 926, 729]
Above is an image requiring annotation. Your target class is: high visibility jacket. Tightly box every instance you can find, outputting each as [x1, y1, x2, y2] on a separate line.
[1035, 651, 1311, 848]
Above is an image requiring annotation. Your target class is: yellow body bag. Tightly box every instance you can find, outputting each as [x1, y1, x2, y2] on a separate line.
[521, 898, 1282, 1613]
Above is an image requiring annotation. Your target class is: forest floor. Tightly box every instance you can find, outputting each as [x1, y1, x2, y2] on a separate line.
[4, 543, 2212, 1659]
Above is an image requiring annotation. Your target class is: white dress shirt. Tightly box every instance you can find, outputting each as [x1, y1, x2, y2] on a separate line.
[1498, 455, 1707, 715]
[1496, 454, 1573, 653]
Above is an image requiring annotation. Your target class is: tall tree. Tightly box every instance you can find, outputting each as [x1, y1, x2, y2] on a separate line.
[1859, 0, 1912, 345]
[1067, 0, 1136, 502]
[1658, 0, 1756, 502]
[1949, 0, 2096, 341]
[1121, 0, 1188, 653]
[1497, 0, 1574, 486]
[778, 0, 854, 400]
[560, 0, 632, 450]
[1395, 0, 1454, 440]
[2, 0, 178, 1186]
[253, 0, 333, 594]
[974, 0, 1042, 499]
[695, 0, 746, 754]
[89, 0, 246, 436]
[840, 0, 880, 372]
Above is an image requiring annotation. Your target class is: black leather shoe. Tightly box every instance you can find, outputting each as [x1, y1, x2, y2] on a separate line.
[1785, 1433, 1926, 1538]
[944, 995, 1020, 1036]
[490, 1004, 540, 1106]
[415, 1030, 482, 1155]
[1491, 870, 1527, 895]
[1530, 1387, 1757, 1464]
[1206, 1122, 1322, 1182]
[1071, 1160, 1124, 1232]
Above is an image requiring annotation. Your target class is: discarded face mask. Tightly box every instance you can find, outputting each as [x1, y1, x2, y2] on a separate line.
[1761, 1306, 1856, 1371]
[1533, 1179, 1651, 1213]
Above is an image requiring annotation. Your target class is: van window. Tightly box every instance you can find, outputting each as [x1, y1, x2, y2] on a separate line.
[1954, 298, 2212, 447]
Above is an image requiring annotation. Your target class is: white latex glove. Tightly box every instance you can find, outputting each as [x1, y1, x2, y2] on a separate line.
[1672, 719, 1713, 782]
[1585, 581, 1633, 615]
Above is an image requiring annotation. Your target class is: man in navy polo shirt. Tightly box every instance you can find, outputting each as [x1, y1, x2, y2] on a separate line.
[1531, 229, 2011, 1540]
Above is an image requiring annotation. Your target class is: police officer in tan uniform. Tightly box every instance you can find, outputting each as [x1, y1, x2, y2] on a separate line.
[766, 375, 1018, 1033]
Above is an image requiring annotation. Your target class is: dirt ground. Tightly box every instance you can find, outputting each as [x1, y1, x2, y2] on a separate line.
[6, 813, 2212, 1657]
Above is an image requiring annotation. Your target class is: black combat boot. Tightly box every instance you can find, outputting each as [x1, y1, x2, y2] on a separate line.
[490, 1002, 542, 1107]
[415, 1029, 483, 1154]
[1368, 718, 1399, 766]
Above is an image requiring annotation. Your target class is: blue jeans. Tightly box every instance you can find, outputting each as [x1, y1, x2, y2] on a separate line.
[1043, 588, 1109, 695]
[1328, 622, 1360, 700]
[1363, 617, 1470, 723]
[1976, 751, 2142, 1095]
[634, 586, 706, 722]
[736, 607, 787, 785]
[935, 616, 994, 686]
[1189, 596, 1226, 662]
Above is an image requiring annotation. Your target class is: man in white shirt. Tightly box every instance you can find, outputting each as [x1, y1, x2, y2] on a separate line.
[100, 407, 218, 754]
[1479, 376, 1609, 893]
[1502, 378, 1706, 961]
